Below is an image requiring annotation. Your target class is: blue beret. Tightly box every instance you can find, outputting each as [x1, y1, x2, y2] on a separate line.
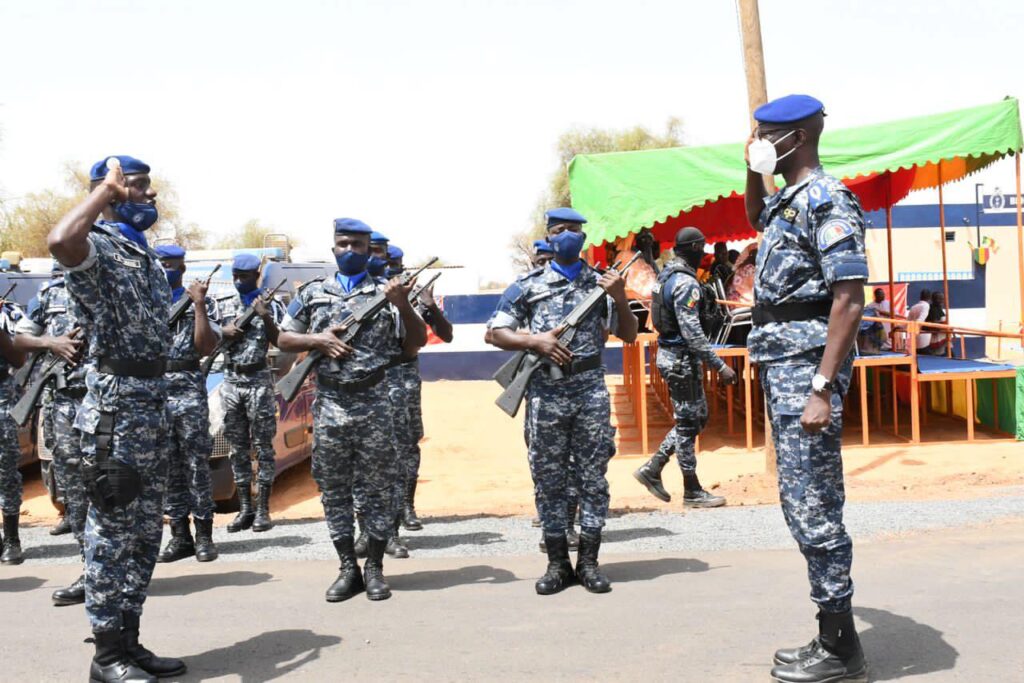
[89, 155, 151, 181]
[154, 245, 186, 259]
[232, 253, 262, 271]
[334, 218, 373, 235]
[754, 94, 825, 124]
[533, 239, 553, 254]
[545, 207, 588, 228]
[386, 245, 404, 260]
[370, 231, 389, 244]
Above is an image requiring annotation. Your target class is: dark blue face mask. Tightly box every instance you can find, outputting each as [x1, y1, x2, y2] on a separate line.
[385, 267, 404, 280]
[113, 201, 159, 231]
[548, 230, 586, 260]
[234, 278, 259, 295]
[366, 255, 388, 277]
[164, 268, 183, 289]
[335, 250, 369, 276]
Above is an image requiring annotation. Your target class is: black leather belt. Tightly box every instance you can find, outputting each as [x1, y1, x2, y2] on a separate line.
[752, 301, 833, 325]
[165, 359, 201, 373]
[58, 386, 88, 400]
[317, 367, 386, 394]
[97, 357, 166, 378]
[225, 360, 267, 374]
[387, 355, 419, 369]
[558, 354, 603, 377]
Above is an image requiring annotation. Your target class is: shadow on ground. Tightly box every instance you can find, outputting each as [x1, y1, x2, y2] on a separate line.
[601, 557, 712, 583]
[391, 564, 519, 591]
[181, 629, 341, 682]
[602, 526, 674, 543]
[856, 606, 958, 680]
[23, 542, 81, 560]
[0, 576, 46, 592]
[407, 531, 504, 551]
[150, 571, 274, 597]
[214, 535, 309, 555]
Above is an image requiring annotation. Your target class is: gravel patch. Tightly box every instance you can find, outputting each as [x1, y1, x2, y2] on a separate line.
[16, 489, 1024, 566]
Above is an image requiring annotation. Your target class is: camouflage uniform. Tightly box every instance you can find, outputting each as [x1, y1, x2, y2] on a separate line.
[64, 222, 172, 632]
[17, 277, 89, 546]
[283, 275, 402, 541]
[489, 263, 617, 535]
[750, 167, 867, 614]
[216, 291, 285, 487]
[0, 302, 26, 518]
[163, 294, 221, 522]
[388, 359, 422, 486]
[650, 261, 728, 475]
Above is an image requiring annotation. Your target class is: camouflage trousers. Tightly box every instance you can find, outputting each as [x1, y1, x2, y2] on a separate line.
[163, 375, 215, 521]
[390, 360, 424, 484]
[312, 382, 399, 541]
[0, 382, 22, 516]
[222, 378, 278, 486]
[80, 399, 169, 632]
[524, 402, 579, 519]
[652, 346, 708, 474]
[526, 370, 615, 535]
[761, 353, 855, 614]
[49, 393, 88, 549]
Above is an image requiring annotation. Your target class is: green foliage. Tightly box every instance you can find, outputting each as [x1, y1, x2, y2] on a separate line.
[509, 118, 685, 271]
[212, 218, 285, 249]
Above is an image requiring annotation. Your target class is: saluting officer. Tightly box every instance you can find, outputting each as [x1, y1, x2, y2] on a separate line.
[49, 155, 185, 682]
[486, 207, 638, 596]
[277, 218, 426, 603]
[14, 266, 89, 600]
[744, 95, 868, 683]
[218, 253, 285, 534]
[155, 245, 221, 564]
[633, 227, 737, 507]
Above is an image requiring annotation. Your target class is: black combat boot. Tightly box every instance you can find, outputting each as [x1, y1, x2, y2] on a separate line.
[326, 536, 365, 602]
[575, 531, 611, 593]
[682, 472, 726, 508]
[1, 513, 24, 565]
[402, 480, 424, 531]
[354, 515, 369, 558]
[50, 515, 72, 536]
[226, 484, 254, 533]
[193, 518, 218, 562]
[156, 518, 195, 563]
[633, 452, 672, 502]
[385, 516, 409, 559]
[90, 628, 156, 683]
[251, 483, 273, 532]
[535, 533, 575, 595]
[771, 609, 867, 682]
[52, 573, 86, 606]
[121, 611, 186, 678]
[566, 501, 580, 550]
[363, 537, 392, 601]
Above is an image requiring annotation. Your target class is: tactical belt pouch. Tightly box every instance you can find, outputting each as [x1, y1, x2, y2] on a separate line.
[752, 300, 833, 325]
[317, 367, 386, 394]
[165, 359, 201, 372]
[81, 412, 142, 513]
[667, 371, 700, 402]
[97, 357, 167, 378]
[226, 360, 268, 374]
[557, 354, 602, 377]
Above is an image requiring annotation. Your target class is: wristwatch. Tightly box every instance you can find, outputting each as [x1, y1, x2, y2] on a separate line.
[811, 373, 836, 394]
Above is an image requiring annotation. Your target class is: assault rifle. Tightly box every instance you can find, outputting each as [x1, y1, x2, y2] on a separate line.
[410, 271, 441, 307]
[276, 257, 437, 403]
[10, 327, 82, 427]
[200, 278, 287, 375]
[167, 264, 221, 327]
[493, 252, 641, 418]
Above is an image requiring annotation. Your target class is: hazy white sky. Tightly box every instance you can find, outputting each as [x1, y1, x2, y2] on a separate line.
[2, 0, 1023, 280]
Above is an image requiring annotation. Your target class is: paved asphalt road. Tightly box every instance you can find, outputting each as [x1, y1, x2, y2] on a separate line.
[3, 510, 1022, 681]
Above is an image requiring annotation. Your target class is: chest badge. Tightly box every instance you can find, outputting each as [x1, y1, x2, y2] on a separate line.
[782, 207, 798, 222]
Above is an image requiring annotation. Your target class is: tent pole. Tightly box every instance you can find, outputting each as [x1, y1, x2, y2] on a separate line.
[1016, 153, 1024, 340]
[938, 163, 952, 357]
[886, 175, 896, 348]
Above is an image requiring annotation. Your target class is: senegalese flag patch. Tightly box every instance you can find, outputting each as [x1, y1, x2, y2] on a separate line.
[817, 220, 856, 251]
[685, 287, 700, 309]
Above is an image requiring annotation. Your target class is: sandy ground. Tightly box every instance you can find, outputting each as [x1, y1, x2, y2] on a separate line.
[17, 379, 1024, 525]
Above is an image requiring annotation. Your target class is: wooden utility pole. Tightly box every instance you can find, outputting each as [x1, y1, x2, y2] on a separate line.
[736, 0, 776, 473]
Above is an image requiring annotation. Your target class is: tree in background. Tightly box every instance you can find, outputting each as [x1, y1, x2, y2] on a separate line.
[0, 162, 204, 255]
[509, 118, 685, 271]
[213, 218, 289, 250]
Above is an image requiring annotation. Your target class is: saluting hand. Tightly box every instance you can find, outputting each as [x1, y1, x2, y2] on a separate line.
[385, 275, 416, 306]
[101, 161, 130, 202]
[313, 324, 355, 359]
[532, 325, 572, 366]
